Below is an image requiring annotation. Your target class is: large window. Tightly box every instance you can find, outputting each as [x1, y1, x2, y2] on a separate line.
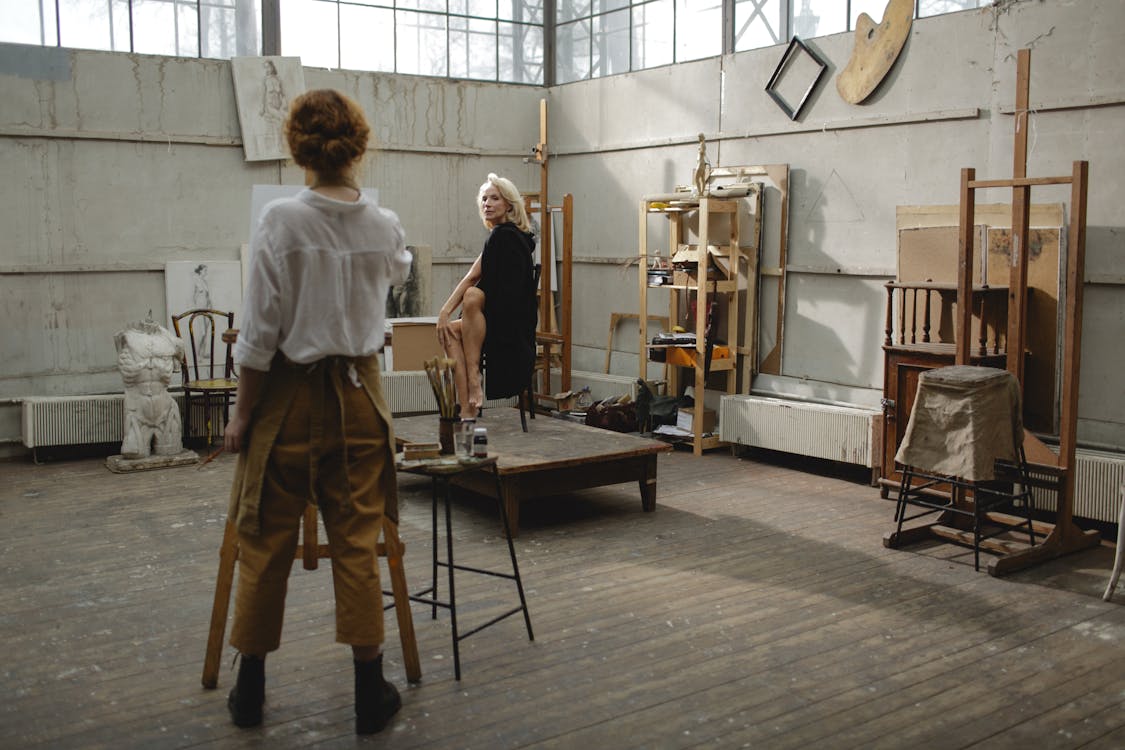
[278, 0, 543, 83]
[557, 0, 721, 84]
[0, 0, 988, 85]
[1, 0, 261, 58]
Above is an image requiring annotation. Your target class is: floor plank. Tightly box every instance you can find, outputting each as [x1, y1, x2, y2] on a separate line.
[0, 445, 1121, 749]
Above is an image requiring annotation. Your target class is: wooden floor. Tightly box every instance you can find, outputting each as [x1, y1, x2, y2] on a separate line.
[2, 444, 1123, 749]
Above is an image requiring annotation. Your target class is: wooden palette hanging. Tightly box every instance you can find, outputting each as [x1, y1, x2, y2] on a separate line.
[836, 0, 913, 105]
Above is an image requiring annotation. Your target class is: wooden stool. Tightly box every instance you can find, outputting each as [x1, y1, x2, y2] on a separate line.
[885, 366, 1037, 573]
[201, 506, 421, 688]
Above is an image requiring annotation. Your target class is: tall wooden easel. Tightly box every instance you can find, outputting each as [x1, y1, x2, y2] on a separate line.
[954, 49, 1099, 574]
[524, 99, 573, 400]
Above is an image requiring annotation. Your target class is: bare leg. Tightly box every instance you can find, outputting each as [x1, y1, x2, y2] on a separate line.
[440, 320, 473, 418]
[461, 287, 487, 415]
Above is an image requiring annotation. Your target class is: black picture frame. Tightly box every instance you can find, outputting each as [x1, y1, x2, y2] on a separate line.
[765, 36, 829, 121]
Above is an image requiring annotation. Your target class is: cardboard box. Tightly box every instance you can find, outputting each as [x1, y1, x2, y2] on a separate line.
[390, 318, 442, 372]
[675, 407, 717, 434]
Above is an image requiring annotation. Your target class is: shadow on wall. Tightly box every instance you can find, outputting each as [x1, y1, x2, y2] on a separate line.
[781, 167, 885, 390]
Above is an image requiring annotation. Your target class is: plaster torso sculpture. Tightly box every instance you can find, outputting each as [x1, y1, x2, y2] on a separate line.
[115, 319, 185, 459]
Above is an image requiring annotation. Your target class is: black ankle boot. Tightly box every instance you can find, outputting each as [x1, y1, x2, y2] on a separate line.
[354, 654, 402, 735]
[227, 654, 265, 728]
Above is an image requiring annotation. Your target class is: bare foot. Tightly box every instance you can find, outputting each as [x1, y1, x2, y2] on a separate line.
[467, 378, 484, 416]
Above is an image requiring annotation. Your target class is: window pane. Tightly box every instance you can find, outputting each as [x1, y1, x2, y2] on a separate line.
[132, 0, 199, 57]
[919, 0, 984, 17]
[632, 0, 672, 70]
[397, 0, 447, 12]
[1, 0, 60, 45]
[280, 0, 339, 69]
[591, 8, 628, 78]
[341, 4, 395, 71]
[499, 21, 542, 83]
[499, 0, 542, 24]
[450, 0, 497, 18]
[57, 0, 128, 51]
[594, 0, 628, 13]
[558, 0, 591, 24]
[733, 0, 781, 51]
[555, 19, 589, 83]
[675, 0, 720, 62]
[450, 16, 497, 79]
[201, 0, 260, 58]
[792, 0, 845, 39]
[850, 0, 891, 28]
[397, 10, 447, 76]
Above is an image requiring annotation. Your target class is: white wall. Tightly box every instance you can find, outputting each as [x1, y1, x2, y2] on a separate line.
[547, 0, 1125, 449]
[1, 0, 1123, 455]
[0, 45, 542, 453]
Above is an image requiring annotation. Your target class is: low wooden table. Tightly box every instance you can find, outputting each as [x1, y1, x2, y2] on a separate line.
[392, 410, 673, 536]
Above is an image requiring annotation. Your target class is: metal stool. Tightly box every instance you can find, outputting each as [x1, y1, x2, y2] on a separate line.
[398, 456, 533, 679]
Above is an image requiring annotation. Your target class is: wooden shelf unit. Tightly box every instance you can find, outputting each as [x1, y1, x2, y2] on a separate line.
[638, 195, 746, 456]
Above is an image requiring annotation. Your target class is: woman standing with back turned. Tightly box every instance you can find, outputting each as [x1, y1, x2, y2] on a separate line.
[223, 89, 412, 735]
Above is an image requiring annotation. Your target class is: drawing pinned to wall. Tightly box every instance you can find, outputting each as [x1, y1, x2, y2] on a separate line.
[231, 56, 306, 161]
[165, 261, 243, 362]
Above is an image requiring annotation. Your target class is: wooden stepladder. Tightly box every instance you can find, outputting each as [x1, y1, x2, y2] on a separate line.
[201, 506, 422, 688]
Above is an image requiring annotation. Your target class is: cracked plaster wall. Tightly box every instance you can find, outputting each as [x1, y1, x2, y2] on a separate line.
[0, 44, 540, 451]
[1, 0, 1123, 453]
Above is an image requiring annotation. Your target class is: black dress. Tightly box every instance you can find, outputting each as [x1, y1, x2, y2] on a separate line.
[475, 222, 537, 399]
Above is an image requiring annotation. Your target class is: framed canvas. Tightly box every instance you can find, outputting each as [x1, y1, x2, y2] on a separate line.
[387, 245, 433, 319]
[165, 261, 243, 362]
[231, 56, 306, 161]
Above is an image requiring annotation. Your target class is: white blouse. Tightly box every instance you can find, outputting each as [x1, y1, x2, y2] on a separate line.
[235, 189, 413, 372]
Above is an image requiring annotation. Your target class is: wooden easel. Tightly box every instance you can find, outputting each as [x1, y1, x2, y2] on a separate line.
[931, 48, 1099, 574]
[523, 98, 573, 402]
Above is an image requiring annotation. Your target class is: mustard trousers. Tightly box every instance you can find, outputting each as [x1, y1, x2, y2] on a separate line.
[229, 363, 390, 654]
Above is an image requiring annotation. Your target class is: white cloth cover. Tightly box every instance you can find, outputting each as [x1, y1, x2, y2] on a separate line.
[895, 365, 1022, 481]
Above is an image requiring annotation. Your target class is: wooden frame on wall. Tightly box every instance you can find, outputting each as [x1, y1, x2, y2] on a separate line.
[765, 36, 829, 121]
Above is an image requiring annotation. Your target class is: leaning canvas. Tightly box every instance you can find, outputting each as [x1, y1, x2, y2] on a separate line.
[231, 56, 306, 161]
[165, 261, 243, 363]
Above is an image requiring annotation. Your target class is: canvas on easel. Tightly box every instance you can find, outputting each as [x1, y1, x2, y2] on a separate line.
[231, 56, 305, 161]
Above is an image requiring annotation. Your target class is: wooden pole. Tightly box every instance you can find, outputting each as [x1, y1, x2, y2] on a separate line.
[561, 193, 573, 391]
[537, 98, 551, 337]
[1057, 160, 1089, 536]
[956, 167, 975, 365]
[1006, 48, 1032, 382]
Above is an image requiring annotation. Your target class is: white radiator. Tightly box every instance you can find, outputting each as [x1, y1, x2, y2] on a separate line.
[22, 394, 219, 448]
[720, 395, 877, 468]
[22, 395, 124, 448]
[1029, 448, 1125, 524]
[562, 371, 640, 402]
[381, 371, 441, 414]
[20, 373, 509, 449]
